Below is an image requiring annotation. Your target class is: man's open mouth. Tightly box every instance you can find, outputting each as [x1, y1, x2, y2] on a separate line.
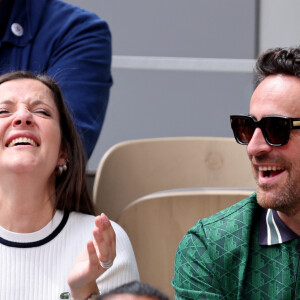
[258, 166, 284, 178]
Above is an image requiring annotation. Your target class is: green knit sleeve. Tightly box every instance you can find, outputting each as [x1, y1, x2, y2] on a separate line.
[172, 221, 225, 300]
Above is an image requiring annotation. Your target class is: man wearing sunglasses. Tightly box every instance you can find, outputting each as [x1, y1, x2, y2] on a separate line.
[173, 46, 300, 299]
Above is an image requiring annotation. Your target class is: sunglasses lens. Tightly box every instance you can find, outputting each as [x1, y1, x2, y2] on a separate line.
[232, 117, 254, 144]
[265, 118, 289, 145]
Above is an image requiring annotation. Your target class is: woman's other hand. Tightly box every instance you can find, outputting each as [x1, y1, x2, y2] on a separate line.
[67, 213, 116, 299]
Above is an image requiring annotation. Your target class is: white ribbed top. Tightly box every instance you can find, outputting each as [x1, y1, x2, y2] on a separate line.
[0, 211, 140, 299]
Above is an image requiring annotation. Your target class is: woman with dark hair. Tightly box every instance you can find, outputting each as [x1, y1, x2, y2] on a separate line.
[0, 71, 139, 299]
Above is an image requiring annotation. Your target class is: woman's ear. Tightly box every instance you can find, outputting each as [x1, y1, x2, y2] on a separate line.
[56, 145, 69, 176]
[57, 144, 68, 166]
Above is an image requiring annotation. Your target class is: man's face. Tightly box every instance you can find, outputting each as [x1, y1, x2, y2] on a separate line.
[247, 74, 300, 216]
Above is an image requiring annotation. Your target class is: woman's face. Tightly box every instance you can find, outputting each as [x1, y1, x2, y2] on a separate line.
[0, 78, 66, 178]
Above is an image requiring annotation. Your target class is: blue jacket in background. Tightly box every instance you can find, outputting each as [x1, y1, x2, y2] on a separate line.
[0, 0, 113, 158]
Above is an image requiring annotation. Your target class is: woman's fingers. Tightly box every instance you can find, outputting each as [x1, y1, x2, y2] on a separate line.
[86, 241, 99, 267]
[67, 214, 116, 299]
[93, 213, 116, 268]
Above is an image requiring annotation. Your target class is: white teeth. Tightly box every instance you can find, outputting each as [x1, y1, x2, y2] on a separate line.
[8, 137, 37, 147]
[258, 166, 283, 171]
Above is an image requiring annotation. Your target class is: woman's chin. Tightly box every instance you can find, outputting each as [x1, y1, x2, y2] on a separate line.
[3, 159, 39, 174]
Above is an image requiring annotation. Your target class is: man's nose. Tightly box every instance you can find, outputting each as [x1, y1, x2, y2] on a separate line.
[247, 128, 272, 157]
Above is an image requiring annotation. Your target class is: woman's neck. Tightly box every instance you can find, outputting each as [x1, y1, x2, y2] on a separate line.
[0, 173, 56, 233]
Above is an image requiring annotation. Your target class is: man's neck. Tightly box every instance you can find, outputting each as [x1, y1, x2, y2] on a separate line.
[0, 0, 15, 39]
[277, 210, 300, 236]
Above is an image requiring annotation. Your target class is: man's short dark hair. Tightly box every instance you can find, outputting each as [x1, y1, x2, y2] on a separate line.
[97, 281, 169, 300]
[255, 46, 300, 86]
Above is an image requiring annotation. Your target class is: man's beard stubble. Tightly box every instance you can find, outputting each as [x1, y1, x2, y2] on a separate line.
[253, 155, 300, 216]
[257, 184, 300, 216]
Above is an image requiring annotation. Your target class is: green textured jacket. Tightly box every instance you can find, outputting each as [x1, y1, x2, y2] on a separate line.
[172, 193, 300, 299]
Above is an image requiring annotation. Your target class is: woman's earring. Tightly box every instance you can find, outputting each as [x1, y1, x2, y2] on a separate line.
[57, 160, 68, 176]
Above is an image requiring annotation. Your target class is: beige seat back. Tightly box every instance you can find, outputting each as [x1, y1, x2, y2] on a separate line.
[117, 189, 255, 299]
[93, 137, 255, 220]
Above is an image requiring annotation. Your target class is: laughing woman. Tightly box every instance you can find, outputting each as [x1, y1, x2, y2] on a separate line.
[0, 71, 139, 300]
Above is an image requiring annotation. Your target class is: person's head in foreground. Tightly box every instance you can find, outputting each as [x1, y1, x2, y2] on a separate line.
[173, 46, 300, 300]
[97, 281, 169, 300]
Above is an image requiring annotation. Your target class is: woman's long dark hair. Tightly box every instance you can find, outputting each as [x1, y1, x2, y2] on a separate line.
[0, 71, 95, 215]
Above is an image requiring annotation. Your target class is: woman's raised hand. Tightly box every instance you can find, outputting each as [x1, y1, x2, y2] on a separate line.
[67, 213, 116, 300]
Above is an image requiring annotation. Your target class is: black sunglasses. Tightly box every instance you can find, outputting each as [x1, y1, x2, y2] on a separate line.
[230, 115, 300, 146]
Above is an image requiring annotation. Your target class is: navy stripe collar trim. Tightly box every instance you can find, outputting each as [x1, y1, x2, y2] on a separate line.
[259, 208, 299, 246]
[0, 210, 69, 248]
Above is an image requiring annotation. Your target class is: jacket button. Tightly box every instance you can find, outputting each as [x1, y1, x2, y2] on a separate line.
[11, 23, 24, 37]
